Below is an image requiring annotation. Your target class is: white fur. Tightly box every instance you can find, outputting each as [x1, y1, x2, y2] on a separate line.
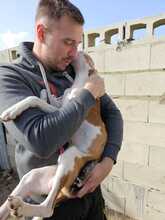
[72, 120, 101, 153]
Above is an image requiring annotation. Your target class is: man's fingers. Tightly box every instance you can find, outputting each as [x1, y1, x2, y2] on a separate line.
[76, 176, 96, 198]
[77, 185, 89, 198]
[88, 187, 96, 193]
[76, 178, 93, 198]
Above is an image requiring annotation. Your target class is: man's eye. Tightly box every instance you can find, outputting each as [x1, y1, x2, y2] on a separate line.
[65, 40, 73, 46]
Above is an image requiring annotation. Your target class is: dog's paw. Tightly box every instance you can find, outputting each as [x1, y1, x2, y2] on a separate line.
[0, 203, 10, 220]
[7, 196, 24, 218]
[0, 104, 22, 122]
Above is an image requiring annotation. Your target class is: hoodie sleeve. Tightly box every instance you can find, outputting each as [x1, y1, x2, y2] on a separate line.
[100, 93, 123, 164]
[0, 67, 96, 158]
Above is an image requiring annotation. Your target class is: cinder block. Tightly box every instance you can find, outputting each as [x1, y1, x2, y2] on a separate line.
[102, 186, 125, 214]
[124, 162, 165, 192]
[111, 161, 123, 179]
[104, 44, 150, 72]
[125, 71, 165, 96]
[149, 146, 165, 169]
[125, 184, 146, 220]
[150, 41, 165, 69]
[149, 101, 165, 124]
[118, 141, 149, 166]
[110, 178, 129, 198]
[124, 121, 165, 148]
[88, 49, 105, 72]
[144, 207, 165, 220]
[147, 189, 165, 213]
[0, 50, 10, 63]
[102, 74, 125, 96]
[115, 99, 148, 122]
[102, 175, 113, 191]
[109, 178, 146, 219]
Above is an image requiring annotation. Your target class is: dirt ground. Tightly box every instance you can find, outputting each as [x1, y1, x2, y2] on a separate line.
[0, 169, 19, 206]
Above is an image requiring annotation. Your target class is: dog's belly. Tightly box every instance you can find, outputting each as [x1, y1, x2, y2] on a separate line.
[71, 120, 101, 153]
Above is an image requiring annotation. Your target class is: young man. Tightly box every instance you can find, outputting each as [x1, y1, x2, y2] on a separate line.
[0, 0, 123, 219]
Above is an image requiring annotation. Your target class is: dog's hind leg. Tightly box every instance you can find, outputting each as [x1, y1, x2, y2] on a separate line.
[8, 146, 85, 218]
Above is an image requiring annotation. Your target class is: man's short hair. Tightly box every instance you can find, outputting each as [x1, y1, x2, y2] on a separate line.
[36, 0, 84, 25]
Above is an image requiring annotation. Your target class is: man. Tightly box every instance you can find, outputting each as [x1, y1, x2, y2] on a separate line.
[0, 0, 123, 219]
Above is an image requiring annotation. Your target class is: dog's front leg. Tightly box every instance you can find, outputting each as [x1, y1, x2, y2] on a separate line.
[0, 96, 55, 122]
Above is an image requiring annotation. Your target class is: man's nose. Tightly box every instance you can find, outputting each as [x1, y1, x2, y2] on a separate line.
[68, 46, 78, 59]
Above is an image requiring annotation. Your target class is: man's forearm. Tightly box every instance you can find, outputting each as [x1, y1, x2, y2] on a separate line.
[6, 90, 96, 158]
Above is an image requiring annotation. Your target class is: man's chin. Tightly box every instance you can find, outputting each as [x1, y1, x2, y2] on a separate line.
[58, 63, 70, 71]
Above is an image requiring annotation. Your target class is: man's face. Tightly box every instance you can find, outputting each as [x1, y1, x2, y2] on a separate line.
[43, 16, 83, 71]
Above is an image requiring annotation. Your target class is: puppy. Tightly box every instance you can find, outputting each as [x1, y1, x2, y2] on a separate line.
[0, 53, 107, 220]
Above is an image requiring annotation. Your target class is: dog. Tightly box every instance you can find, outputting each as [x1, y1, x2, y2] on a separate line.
[0, 52, 107, 220]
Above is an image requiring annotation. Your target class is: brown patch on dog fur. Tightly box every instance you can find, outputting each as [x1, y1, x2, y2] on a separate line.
[85, 100, 107, 158]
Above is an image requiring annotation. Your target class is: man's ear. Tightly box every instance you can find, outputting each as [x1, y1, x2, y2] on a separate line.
[36, 24, 46, 42]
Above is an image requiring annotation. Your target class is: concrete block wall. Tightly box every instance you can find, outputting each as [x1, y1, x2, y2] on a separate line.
[0, 47, 20, 63]
[84, 14, 165, 220]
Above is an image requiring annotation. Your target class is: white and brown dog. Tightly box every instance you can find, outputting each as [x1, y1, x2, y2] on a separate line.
[0, 53, 107, 220]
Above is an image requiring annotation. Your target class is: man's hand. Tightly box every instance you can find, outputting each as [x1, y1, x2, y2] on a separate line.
[84, 74, 105, 99]
[76, 157, 114, 198]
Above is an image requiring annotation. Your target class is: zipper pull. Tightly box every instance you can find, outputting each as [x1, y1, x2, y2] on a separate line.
[63, 71, 74, 83]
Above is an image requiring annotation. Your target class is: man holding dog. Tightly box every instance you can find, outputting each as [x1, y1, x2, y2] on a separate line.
[0, 0, 123, 219]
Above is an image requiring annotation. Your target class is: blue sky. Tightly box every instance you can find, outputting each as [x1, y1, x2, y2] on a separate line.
[0, 0, 165, 50]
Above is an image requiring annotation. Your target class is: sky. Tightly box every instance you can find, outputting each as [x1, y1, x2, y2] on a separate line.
[0, 0, 165, 50]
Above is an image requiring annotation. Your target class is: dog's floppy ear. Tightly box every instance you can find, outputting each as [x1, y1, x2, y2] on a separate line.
[84, 53, 95, 69]
[84, 53, 98, 76]
[88, 69, 97, 76]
